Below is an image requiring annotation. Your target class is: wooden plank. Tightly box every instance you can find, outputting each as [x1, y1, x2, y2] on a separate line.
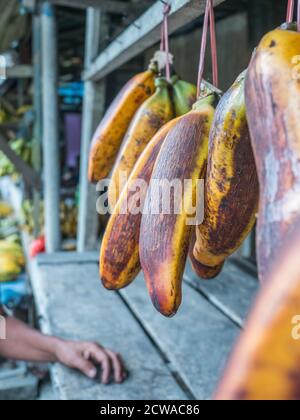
[121, 275, 241, 400]
[32, 14, 43, 238]
[77, 8, 105, 252]
[29, 260, 188, 400]
[36, 251, 99, 265]
[84, 0, 226, 81]
[41, 2, 61, 252]
[184, 258, 258, 327]
[47, 0, 152, 14]
[6, 65, 33, 79]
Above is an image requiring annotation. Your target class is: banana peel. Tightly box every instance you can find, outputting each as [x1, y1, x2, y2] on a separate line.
[88, 65, 157, 183]
[140, 93, 218, 317]
[108, 77, 174, 209]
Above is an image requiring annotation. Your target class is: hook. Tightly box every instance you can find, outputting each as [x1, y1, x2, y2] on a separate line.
[160, 0, 171, 14]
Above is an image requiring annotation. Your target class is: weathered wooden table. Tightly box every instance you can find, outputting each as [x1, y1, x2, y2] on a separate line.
[28, 252, 258, 400]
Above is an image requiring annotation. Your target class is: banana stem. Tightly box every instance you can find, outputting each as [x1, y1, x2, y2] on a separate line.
[298, 0, 300, 31]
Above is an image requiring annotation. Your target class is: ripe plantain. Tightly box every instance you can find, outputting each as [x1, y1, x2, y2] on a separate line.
[215, 221, 300, 400]
[100, 117, 182, 290]
[171, 76, 197, 116]
[108, 77, 174, 209]
[189, 230, 224, 280]
[88, 64, 157, 183]
[140, 93, 219, 317]
[194, 71, 259, 268]
[245, 27, 300, 283]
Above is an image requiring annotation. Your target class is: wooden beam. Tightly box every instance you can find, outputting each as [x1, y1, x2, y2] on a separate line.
[6, 65, 33, 79]
[41, 2, 61, 253]
[77, 8, 105, 252]
[47, 0, 150, 14]
[84, 0, 226, 82]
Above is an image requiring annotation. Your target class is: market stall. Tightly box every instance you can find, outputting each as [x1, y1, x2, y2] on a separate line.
[0, 0, 299, 401]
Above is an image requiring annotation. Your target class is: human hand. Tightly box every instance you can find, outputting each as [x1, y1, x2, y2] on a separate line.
[54, 340, 126, 384]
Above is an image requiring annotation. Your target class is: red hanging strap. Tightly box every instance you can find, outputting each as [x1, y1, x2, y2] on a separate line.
[160, 2, 171, 81]
[197, 0, 210, 97]
[209, 0, 218, 88]
[160, 23, 165, 52]
[197, 0, 219, 97]
[163, 3, 171, 81]
[286, 0, 295, 22]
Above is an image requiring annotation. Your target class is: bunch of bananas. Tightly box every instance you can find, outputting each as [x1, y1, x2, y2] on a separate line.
[0, 240, 25, 283]
[88, 62, 197, 190]
[0, 137, 32, 178]
[90, 15, 300, 400]
[96, 55, 260, 318]
[0, 108, 9, 124]
[0, 201, 13, 218]
[0, 204, 25, 283]
[21, 199, 78, 239]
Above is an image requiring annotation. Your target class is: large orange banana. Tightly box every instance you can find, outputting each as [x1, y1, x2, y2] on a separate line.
[88, 65, 157, 182]
[189, 230, 224, 280]
[245, 27, 300, 283]
[140, 93, 218, 317]
[215, 221, 300, 400]
[194, 72, 259, 268]
[100, 117, 181, 290]
[108, 77, 174, 209]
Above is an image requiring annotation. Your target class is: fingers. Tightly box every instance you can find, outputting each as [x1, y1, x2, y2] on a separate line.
[105, 349, 126, 384]
[72, 353, 97, 379]
[84, 344, 126, 384]
[83, 344, 112, 384]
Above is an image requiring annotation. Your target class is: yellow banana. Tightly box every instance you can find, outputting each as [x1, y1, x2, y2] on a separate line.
[88, 65, 157, 182]
[108, 77, 174, 209]
[194, 72, 258, 267]
[140, 93, 218, 317]
[189, 231, 224, 280]
[100, 118, 181, 290]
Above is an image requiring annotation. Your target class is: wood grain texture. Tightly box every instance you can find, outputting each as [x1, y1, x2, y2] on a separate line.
[29, 259, 187, 400]
[84, 0, 226, 82]
[121, 275, 240, 400]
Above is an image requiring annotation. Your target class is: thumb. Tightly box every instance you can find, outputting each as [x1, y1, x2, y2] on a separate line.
[72, 355, 97, 379]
